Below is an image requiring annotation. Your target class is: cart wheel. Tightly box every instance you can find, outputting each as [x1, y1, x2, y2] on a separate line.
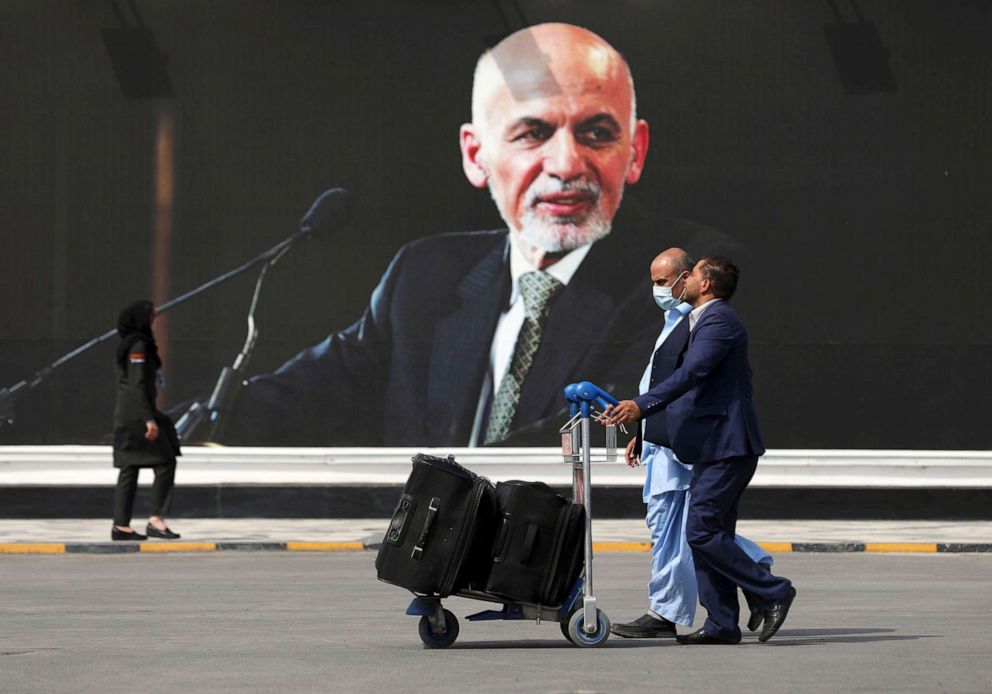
[567, 609, 611, 647]
[418, 609, 459, 649]
[560, 619, 574, 643]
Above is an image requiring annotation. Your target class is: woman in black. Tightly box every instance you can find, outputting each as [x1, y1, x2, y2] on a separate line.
[111, 300, 182, 541]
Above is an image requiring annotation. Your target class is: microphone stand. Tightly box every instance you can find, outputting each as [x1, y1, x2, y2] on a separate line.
[174, 243, 292, 442]
[0, 229, 308, 431]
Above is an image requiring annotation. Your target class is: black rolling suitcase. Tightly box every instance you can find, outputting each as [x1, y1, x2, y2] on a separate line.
[484, 480, 585, 606]
[376, 453, 497, 596]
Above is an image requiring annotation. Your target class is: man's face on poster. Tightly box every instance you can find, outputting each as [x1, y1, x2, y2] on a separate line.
[461, 26, 649, 253]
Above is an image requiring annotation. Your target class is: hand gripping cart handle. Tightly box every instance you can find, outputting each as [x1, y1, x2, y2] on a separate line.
[403, 381, 622, 648]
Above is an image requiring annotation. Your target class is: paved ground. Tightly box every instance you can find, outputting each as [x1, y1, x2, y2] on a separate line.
[1, 518, 991, 544]
[1, 552, 990, 693]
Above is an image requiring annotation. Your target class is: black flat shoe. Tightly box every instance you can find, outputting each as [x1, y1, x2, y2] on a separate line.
[146, 524, 181, 540]
[611, 613, 677, 638]
[675, 628, 739, 645]
[111, 527, 146, 541]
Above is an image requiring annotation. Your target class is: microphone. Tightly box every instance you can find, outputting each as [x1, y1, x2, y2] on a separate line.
[299, 187, 351, 237]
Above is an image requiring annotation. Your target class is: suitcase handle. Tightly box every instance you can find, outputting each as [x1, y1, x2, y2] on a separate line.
[385, 494, 416, 547]
[491, 517, 539, 566]
[491, 515, 511, 563]
[411, 496, 440, 561]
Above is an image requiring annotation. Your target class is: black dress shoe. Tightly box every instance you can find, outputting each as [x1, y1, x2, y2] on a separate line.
[611, 613, 677, 638]
[744, 562, 772, 631]
[111, 527, 146, 541]
[743, 588, 764, 631]
[746, 606, 764, 632]
[676, 628, 739, 645]
[758, 586, 797, 643]
[146, 524, 181, 540]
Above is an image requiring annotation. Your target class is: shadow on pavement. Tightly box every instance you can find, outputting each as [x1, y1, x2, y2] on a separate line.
[449, 628, 935, 649]
[761, 627, 939, 645]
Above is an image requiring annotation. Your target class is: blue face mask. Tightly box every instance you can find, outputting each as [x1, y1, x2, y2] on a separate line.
[652, 273, 688, 310]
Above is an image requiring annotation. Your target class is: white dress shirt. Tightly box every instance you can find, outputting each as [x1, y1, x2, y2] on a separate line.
[469, 233, 593, 445]
[489, 234, 591, 388]
[688, 298, 723, 332]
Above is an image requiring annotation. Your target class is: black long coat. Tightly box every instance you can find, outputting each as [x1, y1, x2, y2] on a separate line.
[112, 340, 181, 467]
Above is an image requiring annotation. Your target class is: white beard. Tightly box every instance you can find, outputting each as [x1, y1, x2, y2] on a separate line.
[489, 178, 620, 253]
[518, 206, 612, 253]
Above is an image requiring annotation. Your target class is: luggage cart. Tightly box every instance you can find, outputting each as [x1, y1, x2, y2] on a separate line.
[404, 380, 621, 648]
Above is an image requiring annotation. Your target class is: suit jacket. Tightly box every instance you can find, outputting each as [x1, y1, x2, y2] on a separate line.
[633, 306, 694, 498]
[632, 299, 765, 464]
[641, 312, 691, 448]
[223, 226, 659, 446]
[632, 307, 690, 458]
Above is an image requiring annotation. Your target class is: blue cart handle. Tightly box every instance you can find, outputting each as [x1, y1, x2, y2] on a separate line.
[563, 381, 619, 416]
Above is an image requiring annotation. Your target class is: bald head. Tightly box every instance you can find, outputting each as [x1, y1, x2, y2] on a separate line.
[471, 23, 636, 131]
[651, 248, 694, 278]
[458, 23, 649, 268]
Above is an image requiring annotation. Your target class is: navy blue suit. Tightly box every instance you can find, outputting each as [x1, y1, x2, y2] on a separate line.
[632, 299, 791, 641]
[223, 227, 659, 446]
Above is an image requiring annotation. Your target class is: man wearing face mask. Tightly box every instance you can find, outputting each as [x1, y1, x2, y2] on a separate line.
[604, 256, 796, 645]
[611, 248, 773, 640]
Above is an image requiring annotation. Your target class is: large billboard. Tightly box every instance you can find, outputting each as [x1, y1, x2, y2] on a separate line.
[2, 1, 990, 448]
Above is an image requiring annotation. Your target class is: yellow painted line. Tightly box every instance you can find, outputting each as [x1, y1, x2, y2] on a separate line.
[139, 542, 216, 553]
[286, 541, 365, 552]
[0, 543, 66, 554]
[592, 541, 652, 552]
[758, 542, 793, 553]
[865, 543, 937, 553]
[592, 541, 795, 554]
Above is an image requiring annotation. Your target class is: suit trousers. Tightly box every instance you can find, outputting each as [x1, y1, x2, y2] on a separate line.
[646, 487, 774, 627]
[686, 455, 792, 642]
[113, 462, 176, 526]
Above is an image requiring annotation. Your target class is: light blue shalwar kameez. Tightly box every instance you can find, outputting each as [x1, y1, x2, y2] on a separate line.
[640, 303, 772, 626]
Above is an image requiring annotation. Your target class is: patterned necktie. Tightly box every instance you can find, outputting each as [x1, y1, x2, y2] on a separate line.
[484, 270, 564, 444]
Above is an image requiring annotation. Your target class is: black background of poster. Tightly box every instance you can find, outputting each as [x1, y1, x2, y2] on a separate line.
[1, 1, 990, 448]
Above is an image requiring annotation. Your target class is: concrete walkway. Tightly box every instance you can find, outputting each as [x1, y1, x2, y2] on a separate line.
[0, 519, 989, 553]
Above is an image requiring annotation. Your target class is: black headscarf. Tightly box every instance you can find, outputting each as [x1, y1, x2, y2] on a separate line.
[115, 300, 161, 368]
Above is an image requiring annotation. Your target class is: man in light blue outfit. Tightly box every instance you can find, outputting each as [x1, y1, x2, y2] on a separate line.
[611, 248, 773, 638]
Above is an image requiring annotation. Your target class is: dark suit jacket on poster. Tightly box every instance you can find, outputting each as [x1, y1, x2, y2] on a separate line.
[222, 226, 660, 447]
[632, 299, 765, 465]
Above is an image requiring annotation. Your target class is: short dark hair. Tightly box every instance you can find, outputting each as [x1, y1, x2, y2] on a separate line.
[698, 256, 739, 299]
[673, 253, 695, 276]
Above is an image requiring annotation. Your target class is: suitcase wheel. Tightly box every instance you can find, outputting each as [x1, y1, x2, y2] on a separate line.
[418, 609, 459, 649]
[566, 609, 611, 647]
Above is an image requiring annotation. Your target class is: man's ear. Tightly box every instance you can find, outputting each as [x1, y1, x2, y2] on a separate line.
[699, 275, 712, 296]
[460, 124, 489, 189]
[625, 119, 650, 185]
